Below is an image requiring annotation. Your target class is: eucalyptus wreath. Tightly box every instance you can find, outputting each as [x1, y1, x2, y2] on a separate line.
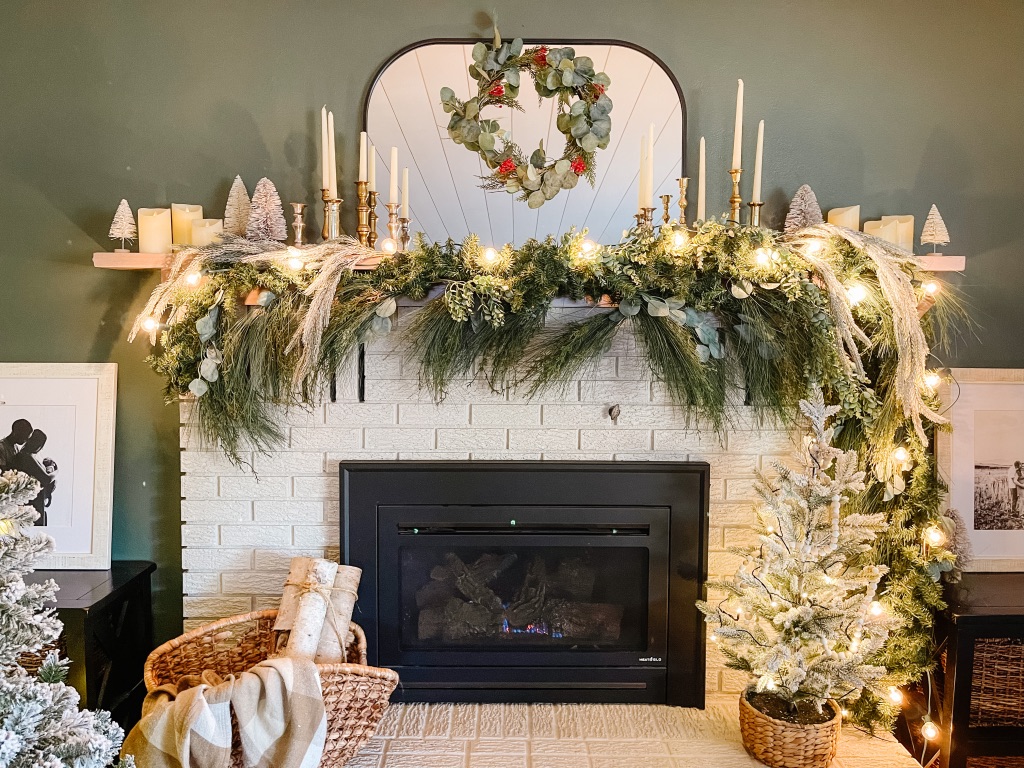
[440, 35, 612, 208]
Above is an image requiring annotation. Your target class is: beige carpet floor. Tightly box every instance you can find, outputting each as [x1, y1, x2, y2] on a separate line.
[345, 697, 919, 768]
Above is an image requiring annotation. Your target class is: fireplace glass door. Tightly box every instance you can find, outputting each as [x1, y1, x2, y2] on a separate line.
[376, 506, 669, 671]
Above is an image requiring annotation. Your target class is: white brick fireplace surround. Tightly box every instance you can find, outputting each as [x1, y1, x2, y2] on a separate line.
[179, 305, 800, 698]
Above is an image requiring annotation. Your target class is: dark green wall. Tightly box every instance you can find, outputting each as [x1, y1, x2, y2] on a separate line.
[1, 0, 1021, 641]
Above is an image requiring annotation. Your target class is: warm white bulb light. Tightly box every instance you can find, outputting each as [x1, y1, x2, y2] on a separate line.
[924, 371, 942, 390]
[672, 230, 689, 248]
[847, 284, 868, 306]
[710, 632, 718, 642]
[924, 525, 946, 547]
[482, 246, 499, 264]
[142, 317, 159, 332]
[288, 257, 304, 270]
[580, 239, 597, 255]
[888, 686, 904, 705]
[804, 240, 824, 256]
[755, 248, 771, 266]
[923, 281, 940, 296]
[869, 600, 884, 616]
[921, 719, 939, 740]
[764, 678, 776, 691]
[841, 708, 850, 718]
[380, 238, 398, 254]
[186, 272, 201, 286]
[893, 446, 910, 463]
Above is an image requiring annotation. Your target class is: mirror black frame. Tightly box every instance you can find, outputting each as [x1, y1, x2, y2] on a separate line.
[362, 38, 687, 176]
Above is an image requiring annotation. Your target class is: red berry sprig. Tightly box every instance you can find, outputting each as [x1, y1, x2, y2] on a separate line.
[488, 83, 505, 98]
[533, 46, 549, 67]
[498, 158, 516, 175]
[571, 156, 587, 175]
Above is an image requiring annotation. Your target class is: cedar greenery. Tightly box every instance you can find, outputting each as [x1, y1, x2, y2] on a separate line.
[142, 218, 962, 730]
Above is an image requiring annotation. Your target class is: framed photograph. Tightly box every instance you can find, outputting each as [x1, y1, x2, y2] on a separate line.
[0, 363, 117, 569]
[938, 368, 1024, 571]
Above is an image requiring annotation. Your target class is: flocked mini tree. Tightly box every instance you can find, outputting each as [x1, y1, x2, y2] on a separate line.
[108, 199, 137, 251]
[224, 175, 250, 237]
[0, 470, 132, 768]
[245, 177, 287, 241]
[698, 390, 900, 716]
[784, 184, 824, 234]
[920, 204, 950, 252]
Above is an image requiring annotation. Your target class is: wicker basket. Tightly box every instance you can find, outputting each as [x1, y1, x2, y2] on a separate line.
[144, 610, 399, 768]
[738, 690, 841, 768]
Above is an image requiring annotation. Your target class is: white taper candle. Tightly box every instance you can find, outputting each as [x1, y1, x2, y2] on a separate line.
[732, 79, 744, 170]
[752, 120, 764, 203]
[358, 131, 367, 182]
[327, 111, 337, 199]
[320, 106, 329, 191]
[697, 137, 706, 221]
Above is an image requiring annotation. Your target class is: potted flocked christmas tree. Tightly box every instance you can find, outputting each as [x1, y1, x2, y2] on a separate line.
[698, 391, 898, 768]
[0, 469, 133, 768]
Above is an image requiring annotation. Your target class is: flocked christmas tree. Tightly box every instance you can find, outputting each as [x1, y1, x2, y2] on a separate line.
[224, 175, 250, 237]
[0, 470, 133, 768]
[245, 177, 287, 241]
[107, 199, 137, 251]
[783, 184, 824, 234]
[698, 390, 899, 715]
[920, 204, 950, 251]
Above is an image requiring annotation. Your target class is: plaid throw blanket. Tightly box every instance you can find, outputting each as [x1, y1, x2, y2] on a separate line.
[123, 657, 326, 768]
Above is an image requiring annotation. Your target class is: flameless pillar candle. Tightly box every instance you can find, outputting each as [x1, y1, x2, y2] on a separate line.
[881, 215, 915, 252]
[171, 204, 203, 245]
[751, 120, 765, 203]
[864, 219, 900, 245]
[327, 111, 338, 199]
[401, 168, 409, 219]
[367, 143, 376, 192]
[191, 219, 223, 247]
[138, 208, 172, 254]
[827, 206, 861, 230]
[732, 79, 744, 170]
[696, 137, 706, 221]
[320, 106, 329, 191]
[358, 132, 367, 182]
[389, 147, 399, 205]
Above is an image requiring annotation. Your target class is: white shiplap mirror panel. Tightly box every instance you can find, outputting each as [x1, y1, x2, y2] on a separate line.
[366, 42, 684, 246]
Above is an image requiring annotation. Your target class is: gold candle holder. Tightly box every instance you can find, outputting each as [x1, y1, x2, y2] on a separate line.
[728, 168, 743, 224]
[748, 201, 764, 228]
[677, 177, 689, 225]
[399, 217, 411, 252]
[367, 191, 379, 249]
[385, 202, 401, 244]
[290, 202, 307, 246]
[660, 195, 672, 225]
[321, 188, 343, 241]
[634, 207, 656, 231]
[355, 181, 370, 246]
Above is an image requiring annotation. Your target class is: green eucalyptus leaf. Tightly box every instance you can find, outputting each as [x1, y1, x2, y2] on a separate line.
[506, 68, 520, 88]
[440, 86, 455, 102]
[696, 344, 711, 363]
[570, 100, 587, 117]
[479, 132, 495, 151]
[546, 70, 561, 90]
[376, 297, 397, 317]
[530, 147, 546, 167]
[561, 68, 575, 87]
[497, 42, 510, 64]
[556, 113, 571, 133]
[646, 297, 670, 317]
[607, 310, 625, 323]
[196, 312, 217, 343]
[696, 324, 718, 346]
[554, 158, 571, 175]
[199, 357, 220, 382]
[464, 99, 479, 119]
[527, 191, 546, 209]
[619, 297, 641, 316]
[730, 280, 754, 299]
[510, 38, 524, 56]
[593, 72, 611, 87]
[188, 378, 209, 397]
[472, 42, 487, 63]
[570, 114, 589, 138]
[591, 118, 611, 139]
[579, 133, 599, 153]
[561, 172, 579, 189]
[256, 290, 276, 307]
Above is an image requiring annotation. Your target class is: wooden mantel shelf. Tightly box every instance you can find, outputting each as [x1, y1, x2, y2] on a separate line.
[92, 251, 965, 273]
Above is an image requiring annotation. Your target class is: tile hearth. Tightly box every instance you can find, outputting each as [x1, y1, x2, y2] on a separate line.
[347, 699, 917, 768]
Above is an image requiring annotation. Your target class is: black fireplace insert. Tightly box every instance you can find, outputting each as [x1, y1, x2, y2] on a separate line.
[341, 461, 709, 706]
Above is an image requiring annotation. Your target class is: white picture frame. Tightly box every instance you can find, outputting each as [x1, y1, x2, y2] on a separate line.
[937, 368, 1024, 571]
[0, 363, 117, 569]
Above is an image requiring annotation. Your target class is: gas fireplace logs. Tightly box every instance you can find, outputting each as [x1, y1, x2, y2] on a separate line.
[416, 553, 623, 643]
[272, 557, 362, 661]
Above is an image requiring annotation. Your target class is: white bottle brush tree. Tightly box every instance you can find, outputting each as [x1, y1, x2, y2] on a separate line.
[224, 175, 250, 237]
[0, 470, 133, 768]
[107, 199, 137, 251]
[698, 390, 899, 718]
[920, 204, 950, 252]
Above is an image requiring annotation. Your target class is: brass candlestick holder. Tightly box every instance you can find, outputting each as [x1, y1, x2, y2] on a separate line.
[677, 177, 689, 225]
[290, 202, 307, 246]
[660, 195, 672, 225]
[399, 218, 411, 252]
[321, 189, 342, 241]
[728, 169, 743, 225]
[367, 191, 379, 249]
[355, 181, 370, 246]
[748, 201, 764, 228]
[634, 207, 656, 231]
[385, 202, 401, 245]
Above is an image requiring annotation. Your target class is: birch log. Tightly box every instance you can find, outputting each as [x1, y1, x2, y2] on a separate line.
[274, 556, 313, 632]
[314, 565, 362, 664]
[283, 558, 338, 660]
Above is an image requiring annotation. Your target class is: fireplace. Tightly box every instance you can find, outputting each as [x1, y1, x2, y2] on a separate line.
[341, 461, 709, 706]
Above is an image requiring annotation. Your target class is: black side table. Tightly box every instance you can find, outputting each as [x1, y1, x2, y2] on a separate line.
[25, 560, 156, 732]
[942, 572, 1024, 768]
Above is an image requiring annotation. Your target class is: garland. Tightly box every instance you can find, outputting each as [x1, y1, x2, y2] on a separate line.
[441, 34, 612, 207]
[136, 219, 962, 730]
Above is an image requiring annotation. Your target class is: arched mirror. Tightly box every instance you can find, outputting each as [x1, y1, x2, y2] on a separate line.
[365, 40, 685, 246]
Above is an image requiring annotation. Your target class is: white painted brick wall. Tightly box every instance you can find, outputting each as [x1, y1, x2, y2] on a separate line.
[179, 308, 798, 693]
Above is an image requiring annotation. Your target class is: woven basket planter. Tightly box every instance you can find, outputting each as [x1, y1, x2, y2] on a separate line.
[738, 690, 841, 768]
[145, 609, 399, 768]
